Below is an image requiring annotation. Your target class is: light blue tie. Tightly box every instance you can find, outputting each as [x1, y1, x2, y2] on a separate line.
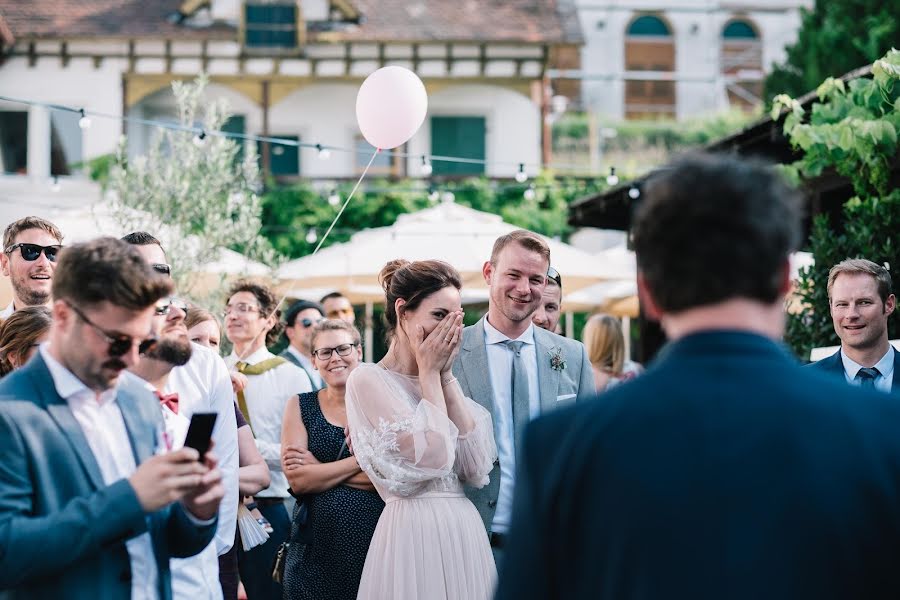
[502, 340, 530, 445]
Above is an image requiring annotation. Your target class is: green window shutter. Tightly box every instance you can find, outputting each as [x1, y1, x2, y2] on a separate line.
[258, 135, 299, 176]
[431, 116, 485, 176]
[223, 115, 245, 163]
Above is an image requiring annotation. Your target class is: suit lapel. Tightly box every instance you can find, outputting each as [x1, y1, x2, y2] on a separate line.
[280, 349, 301, 368]
[29, 355, 106, 490]
[458, 318, 495, 414]
[533, 328, 560, 414]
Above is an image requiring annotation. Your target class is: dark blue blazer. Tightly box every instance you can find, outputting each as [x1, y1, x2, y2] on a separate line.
[807, 347, 900, 395]
[0, 353, 217, 599]
[496, 331, 900, 600]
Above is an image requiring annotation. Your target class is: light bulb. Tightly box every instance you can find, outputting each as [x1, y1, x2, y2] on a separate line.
[305, 229, 318, 244]
[193, 131, 207, 147]
[316, 144, 331, 160]
[78, 109, 91, 129]
[628, 186, 640, 199]
[515, 163, 528, 183]
[524, 186, 536, 201]
[328, 192, 341, 206]
[428, 189, 440, 202]
[420, 156, 433, 176]
[50, 176, 61, 192]
[441, 191, 455, 203]
[606, 167, 619, 186]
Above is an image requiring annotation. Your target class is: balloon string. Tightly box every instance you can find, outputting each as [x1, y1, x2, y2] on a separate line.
[313, 148, 380, 255]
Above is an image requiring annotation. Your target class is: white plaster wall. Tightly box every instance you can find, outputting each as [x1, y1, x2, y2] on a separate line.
[0, 55, 125, 179]
[408, 84, 541, 179]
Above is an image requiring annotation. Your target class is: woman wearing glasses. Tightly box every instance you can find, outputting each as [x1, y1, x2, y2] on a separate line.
[280, 319, 384, 600]
[346, 259, 497, 600]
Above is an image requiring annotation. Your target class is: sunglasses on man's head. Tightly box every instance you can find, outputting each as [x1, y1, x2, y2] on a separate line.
[547, 266, 562, 288]
[152, 263, 171, 276]
[5, 243, 62, 263]
[65, 301, 158, 357]
[155, 297, 189, 316]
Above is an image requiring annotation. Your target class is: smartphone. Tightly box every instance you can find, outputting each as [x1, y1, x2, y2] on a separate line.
[183, 412, 217, 459]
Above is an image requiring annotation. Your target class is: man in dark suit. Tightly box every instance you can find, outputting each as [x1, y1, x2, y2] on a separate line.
[0, 237, 224, 600]
[280, 299, 326, 390]
[496, 155, 900, 600]
[807, 258, 898, 394]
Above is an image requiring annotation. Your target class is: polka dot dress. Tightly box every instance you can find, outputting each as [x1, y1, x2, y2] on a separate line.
[283, 392, 385, 600]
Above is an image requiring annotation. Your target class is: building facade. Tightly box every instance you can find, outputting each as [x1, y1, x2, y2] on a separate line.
[566, 0, 812, 120]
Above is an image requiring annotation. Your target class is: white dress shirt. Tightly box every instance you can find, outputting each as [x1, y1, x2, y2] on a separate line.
[841, 346, 895, 393]
[483, 318, 540, 534]
[286, 345, 324, 389]
[226, 347, 312, 498]
[40, 345, 160, 600]
[164, 343, 239, 600]
[0, 300, 15, 320]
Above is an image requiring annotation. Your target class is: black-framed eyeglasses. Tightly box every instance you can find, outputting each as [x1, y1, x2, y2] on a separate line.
[155, 297, 188, 316]
[5, 243, 62, 263]
[547, 266, 562, 288]
[300, 317, 323, 329]
[152, 263, 171, 276]
[312, 342, 359, 361]
[65, 301, 158, 357]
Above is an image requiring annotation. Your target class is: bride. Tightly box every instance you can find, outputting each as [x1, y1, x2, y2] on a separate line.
[346, 259, 498, 600]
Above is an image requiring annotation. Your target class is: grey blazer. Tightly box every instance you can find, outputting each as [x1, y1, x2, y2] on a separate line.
[452, 316, 595, 532]
[0, 353, 217, 600]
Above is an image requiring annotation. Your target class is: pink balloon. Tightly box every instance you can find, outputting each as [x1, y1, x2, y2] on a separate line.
[356, 66, 428, 150]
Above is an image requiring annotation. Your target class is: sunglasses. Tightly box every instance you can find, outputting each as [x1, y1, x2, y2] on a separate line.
[547, 266, 562, 288]
[152, 263, 171, 276]
[300, 317, 323, 328]
[155, 297, 188, 316]
[5, 243, 62, 262]
[66, 301, 158, 357]
[312, 342, 359, 361]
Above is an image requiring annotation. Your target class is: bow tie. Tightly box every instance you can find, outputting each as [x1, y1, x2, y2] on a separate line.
[155, 390, 180, 414]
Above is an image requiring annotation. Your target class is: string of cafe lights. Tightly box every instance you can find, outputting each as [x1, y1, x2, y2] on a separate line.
[0, 95, 632, 197]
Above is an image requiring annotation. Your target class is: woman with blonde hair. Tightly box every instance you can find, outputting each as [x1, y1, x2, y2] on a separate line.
[0, 306, 51, 376]
[583, 313, 642, 392]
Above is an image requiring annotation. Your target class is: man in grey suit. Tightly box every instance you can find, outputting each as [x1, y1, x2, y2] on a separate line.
[0, 238, 224, 600]
[452, 230, 594, 556]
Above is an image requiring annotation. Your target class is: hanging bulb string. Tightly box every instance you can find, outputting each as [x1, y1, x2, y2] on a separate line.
[0, 93, 613, 174]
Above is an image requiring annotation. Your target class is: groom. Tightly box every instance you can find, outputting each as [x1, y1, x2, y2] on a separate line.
[452, 230, 594, 556]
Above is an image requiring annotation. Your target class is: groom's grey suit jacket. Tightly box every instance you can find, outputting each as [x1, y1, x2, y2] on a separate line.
[452, 316, 595, 533]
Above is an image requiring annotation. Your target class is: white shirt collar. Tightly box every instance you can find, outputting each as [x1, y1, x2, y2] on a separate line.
[39, 343, 117, 405]
[840, 346, 895, 380]
[229, 345, 274, 365]
[286, 345, 312, 365]
[483, 316, 535, 346]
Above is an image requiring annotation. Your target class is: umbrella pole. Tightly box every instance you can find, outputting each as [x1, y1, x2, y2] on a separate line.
[623, 316, 631, 360]
[565, 311, 574, 339]
[364, 301, 374, 363]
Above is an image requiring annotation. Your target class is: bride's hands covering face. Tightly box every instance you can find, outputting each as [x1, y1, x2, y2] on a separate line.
[412, 310, 463, 375]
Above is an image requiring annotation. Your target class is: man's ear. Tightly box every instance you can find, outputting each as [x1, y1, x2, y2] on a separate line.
[885, 293, 896, 317]
[637, 272, 662, 322]
[482, 261, 493, 286]
[0, 252, 10, 277]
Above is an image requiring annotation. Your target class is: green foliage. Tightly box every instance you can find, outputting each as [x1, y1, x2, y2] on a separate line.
[261, 176, 605, 259]
[764, 0, 900, 102]
[783, 50, 900, 358]
[105, 74, 280, 302]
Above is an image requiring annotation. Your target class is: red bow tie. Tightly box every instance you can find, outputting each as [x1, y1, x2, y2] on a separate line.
[155, 391, 180, 414]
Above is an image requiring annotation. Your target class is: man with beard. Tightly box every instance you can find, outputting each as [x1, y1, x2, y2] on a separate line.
[808, 258, 899, 394]
[0, 216, 64, 319]
[123, 232, 239, 600]
[451, 230, 594, 560]
[0, 237, 223, 599]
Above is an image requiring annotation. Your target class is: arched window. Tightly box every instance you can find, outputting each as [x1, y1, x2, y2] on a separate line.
[624, 14, 675, 119]
[721, 18, 762, 110]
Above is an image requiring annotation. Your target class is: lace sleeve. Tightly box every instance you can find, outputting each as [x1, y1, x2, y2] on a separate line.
[453, 397, 497, 488]
[346, 365, 459, 497]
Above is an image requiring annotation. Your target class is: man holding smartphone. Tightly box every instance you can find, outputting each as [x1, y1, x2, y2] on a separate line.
[0, 237, 224, 599]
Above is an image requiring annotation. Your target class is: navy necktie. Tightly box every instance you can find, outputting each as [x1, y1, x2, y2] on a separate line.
[856, 367, 880, 390]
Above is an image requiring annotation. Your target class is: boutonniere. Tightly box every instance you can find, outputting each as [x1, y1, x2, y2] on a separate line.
[547, 346, 567, 372]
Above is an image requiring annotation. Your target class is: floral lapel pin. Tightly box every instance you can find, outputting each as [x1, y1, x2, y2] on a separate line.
[547, 346, 567, 372]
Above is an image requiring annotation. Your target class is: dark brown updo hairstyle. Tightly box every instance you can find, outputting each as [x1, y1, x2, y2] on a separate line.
[379, 259, 462, 338]
[0, 306, 52, 375]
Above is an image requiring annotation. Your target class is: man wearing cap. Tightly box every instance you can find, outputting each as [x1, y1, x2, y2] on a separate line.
[280, 300, 326, 390]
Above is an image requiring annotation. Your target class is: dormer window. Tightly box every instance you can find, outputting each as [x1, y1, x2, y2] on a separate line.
[244, 2, 299, 49]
